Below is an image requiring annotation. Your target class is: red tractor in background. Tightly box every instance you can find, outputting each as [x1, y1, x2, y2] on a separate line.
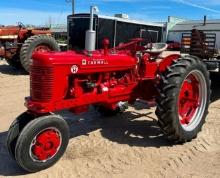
[0, 22, 60, 72]
[7, 7, 211, 172]
[167, 40, 181, 51]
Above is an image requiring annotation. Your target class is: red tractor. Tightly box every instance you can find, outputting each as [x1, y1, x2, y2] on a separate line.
[0, 22, 59, 72]
[167, 41, 181, 50]
[7, 7, 210, 172]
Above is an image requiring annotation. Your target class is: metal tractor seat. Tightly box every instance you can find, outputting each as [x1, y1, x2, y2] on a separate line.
[145, 43, 168, 55]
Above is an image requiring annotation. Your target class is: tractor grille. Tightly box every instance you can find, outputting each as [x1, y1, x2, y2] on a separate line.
[30, 66, 54, 101]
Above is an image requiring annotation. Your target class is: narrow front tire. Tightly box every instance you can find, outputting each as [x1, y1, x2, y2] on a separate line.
[15, 114, 69, 172]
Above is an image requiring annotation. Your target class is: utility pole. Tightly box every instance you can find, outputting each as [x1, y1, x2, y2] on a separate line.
[65, 0, 75, 15]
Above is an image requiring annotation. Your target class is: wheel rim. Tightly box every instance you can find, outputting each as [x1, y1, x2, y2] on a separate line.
[34, 45, 51, 52]
[178, 70, 207, 131]
[29, 127, 62, 162]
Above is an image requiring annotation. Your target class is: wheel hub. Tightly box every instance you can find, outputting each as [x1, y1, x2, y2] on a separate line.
[30, 128, 61, 162]
[178, 70, 207, 131]
[34, 45, 51, 52]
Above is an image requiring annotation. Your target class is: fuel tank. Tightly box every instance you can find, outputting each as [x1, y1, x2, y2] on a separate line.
[32, 50, 137, 73]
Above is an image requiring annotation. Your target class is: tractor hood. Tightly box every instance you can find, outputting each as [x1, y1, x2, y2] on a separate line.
[32, 50, 137, 73]
[0, 26, 19, 39]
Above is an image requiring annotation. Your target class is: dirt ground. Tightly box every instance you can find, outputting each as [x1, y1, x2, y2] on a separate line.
[0, 59, 220, 178]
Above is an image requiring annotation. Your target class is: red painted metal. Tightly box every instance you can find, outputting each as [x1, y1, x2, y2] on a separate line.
[34, 45, 51, 52]
[178, 74, 200, 125]
[0, 47, 4, 56]
[139, 53, 158, 79]
[25, 38, 180, 115]
[0, 25, 52, 60]
[103, 38, 110, 55]
[32, 129, 61, 161]
[158, 54, 181, 73]
[167, 41, 181, 50]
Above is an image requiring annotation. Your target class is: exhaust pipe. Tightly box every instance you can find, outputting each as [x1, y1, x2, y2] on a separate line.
[85, 6, 99, 52]
[72, 0, 75, 15]
[203, 15, 207, 26]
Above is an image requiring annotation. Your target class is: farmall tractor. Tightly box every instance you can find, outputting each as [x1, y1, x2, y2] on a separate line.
[0, 23, 59, 72]
[7, 7, 211, 172]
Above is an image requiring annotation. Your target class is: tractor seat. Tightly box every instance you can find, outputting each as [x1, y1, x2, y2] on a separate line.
[145, 43, 168, 55]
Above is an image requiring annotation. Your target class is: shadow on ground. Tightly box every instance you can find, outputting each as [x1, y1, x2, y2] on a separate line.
[64, 107, 171, 148]
[0, 101, 172, 176]
[0, 62, 27, 75]
[210, 72, 220, 103]
[0, 132, 27, 176]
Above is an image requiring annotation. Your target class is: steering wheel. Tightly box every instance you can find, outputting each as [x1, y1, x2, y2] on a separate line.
[144, 42, 153, 50]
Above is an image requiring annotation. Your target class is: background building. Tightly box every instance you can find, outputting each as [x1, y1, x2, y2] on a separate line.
[167, 18, 220, 50]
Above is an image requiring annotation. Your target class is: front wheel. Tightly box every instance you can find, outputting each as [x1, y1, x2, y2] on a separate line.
[15, 115, 69, 172]
[7, 111, 36, 159]
[156, 55, 211, 143]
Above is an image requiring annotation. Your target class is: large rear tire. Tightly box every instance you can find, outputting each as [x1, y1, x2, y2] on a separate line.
[15, 114, 69, 172]
[20, 35, 60, 72]
[156, 55, 211, 143]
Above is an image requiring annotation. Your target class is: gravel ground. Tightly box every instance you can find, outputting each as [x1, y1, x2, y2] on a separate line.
[0, 59, 219, 178]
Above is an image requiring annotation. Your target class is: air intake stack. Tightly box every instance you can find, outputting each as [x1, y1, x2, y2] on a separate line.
[85, 6, 99, 52]
[203, 15, 207, 26]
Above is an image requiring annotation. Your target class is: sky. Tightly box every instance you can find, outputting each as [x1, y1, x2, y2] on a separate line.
[1, 0, 220, 26]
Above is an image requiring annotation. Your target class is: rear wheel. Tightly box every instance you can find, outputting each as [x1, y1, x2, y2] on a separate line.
[20, 35, 60, 72]
[156, 55, 211, 143]
[15, 114, 69, 172]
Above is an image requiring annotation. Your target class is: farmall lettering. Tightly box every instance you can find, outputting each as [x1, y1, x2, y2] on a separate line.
[82, 59, 108, 65]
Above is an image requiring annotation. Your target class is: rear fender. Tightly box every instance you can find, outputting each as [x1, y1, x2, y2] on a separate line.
[158, 54, 180, 73]
[31, 30, 52, 36]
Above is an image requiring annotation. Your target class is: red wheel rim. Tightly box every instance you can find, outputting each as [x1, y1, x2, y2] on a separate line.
[178, 70, 207, 131]
[34, 45, 51, 52]
[178, 74, 200, 125]
[30, 128, 61, 162]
